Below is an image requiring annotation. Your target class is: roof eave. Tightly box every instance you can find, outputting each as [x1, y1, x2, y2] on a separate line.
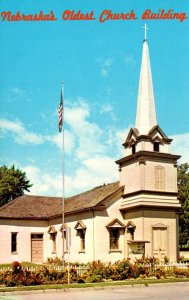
[0, 216, 49, 221]
[49, 186, 124, 220]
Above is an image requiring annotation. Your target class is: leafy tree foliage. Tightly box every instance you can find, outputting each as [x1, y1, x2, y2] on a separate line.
[0, 165, 32, 207]
[177, 163, 189, 246]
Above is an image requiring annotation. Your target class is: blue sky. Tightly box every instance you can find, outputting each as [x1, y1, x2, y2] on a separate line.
[0, 0, 189, 196]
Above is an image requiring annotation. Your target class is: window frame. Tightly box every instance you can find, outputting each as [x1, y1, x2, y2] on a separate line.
[106, 219, 125, 253]
[48, 226, 57, 254]
[155, 166, 165, 191]
[74, 220, 87, 253]
[109, 227, 120, 250]
[63, 230, 68, 253]
[79, 229, 85, 252]
[11, 232, 18, 254]
[132, 144, 136, 154]
[60, 224, 69, 253]
[51, 233, 57, 253]
[154, 142, 160, 152]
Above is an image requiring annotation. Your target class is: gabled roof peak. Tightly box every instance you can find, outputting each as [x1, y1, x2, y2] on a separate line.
[106, 218, 125, 228]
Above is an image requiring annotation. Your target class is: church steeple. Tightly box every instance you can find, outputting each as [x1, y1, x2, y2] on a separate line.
[121, 25, 174, 157]
[115, 27, 181, 264]
[135, 24, 157, 135]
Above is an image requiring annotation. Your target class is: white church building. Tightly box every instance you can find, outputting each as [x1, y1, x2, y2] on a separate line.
[0, 29, 181, 264]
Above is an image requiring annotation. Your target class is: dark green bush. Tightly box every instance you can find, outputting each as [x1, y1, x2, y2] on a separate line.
[77, 278, 85, 283]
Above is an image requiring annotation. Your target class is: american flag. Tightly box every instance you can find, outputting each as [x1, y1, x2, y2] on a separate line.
[58, 90, 63, 132]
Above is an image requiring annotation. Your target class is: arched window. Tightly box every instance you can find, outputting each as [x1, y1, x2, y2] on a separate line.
[126, 221, 136, 241]
[60, 224, 68, 253]
[48, 226, 57, 254]
[75, 220, 86, 253]
[106, 219, 125, 252]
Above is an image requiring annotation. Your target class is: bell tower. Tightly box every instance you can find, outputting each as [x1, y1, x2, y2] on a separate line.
[116, 26, 181, 262]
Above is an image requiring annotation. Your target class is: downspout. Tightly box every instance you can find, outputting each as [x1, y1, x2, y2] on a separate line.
[89, 209, 95, 261]
[92, 209, 95, 261]
[176, 213, 180, 262]
[124, 226, 126, 259]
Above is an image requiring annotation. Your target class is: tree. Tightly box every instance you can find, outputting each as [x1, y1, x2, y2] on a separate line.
[0, 165, 32, 207]
[177, 163, 189, 246]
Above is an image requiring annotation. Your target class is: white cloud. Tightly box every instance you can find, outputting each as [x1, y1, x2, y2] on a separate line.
[65, 101, 105, 160]
[171, 132, 189, 163]
[22, 165, 62, 196]
[83, 155, 117, 177]
[0, 99, 128, 196]
[106, 127, 130, 157]
[11, 87, 30, 102]
[123, 54, 136, 66]
[100, 103, 113, 114]
[0, 118, 43, 144]
[100, 103, 117, 121]
[101, 69, 108, 77]
[65, 100, 90, 125]
[103, 59, 113, 67]
[5, 101, 189, 198]
[22, 155, 118, 197]
[14, 154, 118, 197]
[0, 118, 75, 154]
[97, 58, 113, 77]
[45, 133, 62, 150]
[45, 130, 75, 154]
[65, 155, 118, 196]
[22, 130, 189, 197]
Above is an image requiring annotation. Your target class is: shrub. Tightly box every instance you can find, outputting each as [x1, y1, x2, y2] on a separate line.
[90, 274, 103, 282]
[77, 278, 85, 283]
[86, 261, 107, 278]
[155, 267, 166, 279]
[114, 259, 133, 280]
[5, 263, 43, 287]
[164, 256, 169, 264]
[134, 256, 159, 276]
[12, 261, 22, 274]
[1, 259, 188, 286]
[1, 262, 64, 286]
[173, 268, 189, 278]
[67, 267, 78, 283]
[46, 257, 63, 266]
[130, 264, 140, 279]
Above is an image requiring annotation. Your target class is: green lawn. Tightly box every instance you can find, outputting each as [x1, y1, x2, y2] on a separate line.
[0, 278, 189, 293]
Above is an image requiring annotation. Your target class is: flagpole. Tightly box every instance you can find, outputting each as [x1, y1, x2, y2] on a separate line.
[60, 81, 65, 270]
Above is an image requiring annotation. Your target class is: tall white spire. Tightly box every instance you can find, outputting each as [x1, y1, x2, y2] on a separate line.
[135, 25, 157, 135]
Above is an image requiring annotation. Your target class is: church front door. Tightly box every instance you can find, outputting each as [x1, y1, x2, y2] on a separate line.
[31, 234, 44, 263]
[152, 227, 168, 261]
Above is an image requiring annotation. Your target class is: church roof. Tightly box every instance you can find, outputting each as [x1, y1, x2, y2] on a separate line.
[0, 182, 122, 220]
